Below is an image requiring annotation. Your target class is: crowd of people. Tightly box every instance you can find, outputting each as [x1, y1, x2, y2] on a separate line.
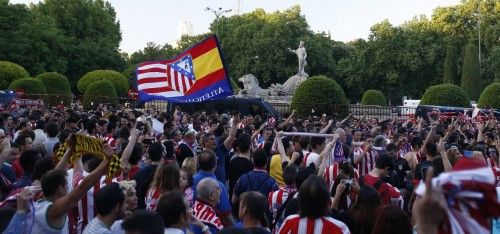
[0, 102, 498, 234]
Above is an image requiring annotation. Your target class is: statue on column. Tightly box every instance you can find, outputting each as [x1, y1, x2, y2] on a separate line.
[288, 41, 307, 76]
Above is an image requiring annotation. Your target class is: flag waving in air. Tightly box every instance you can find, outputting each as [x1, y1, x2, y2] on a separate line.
[137, 36, 233, 103]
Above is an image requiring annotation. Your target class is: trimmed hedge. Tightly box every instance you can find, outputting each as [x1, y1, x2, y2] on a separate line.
[477, 82, 500, 109]
[37, 72, 72, 106]
[290, 75, 349, 118]
[0, 61, 29, 90]
[82, 80, 118, 109]
[361, 89, 387, 106]
[78, 70, 128, 96]
[420, 84, 469, 107]
[9, 78, 47, 95]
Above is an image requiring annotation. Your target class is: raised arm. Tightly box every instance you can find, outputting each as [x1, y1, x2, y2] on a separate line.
[0, 138, 11, 167]
[437, 138, 452, 172]
[54, 146, 73, 171]
[319, 119, 334, 134]
[120, 128, 140, 169]
[340, 113, 353, 126]
[421, 123, 437, 156]
[251, 122, 267, 143]
[276, 132, 289, 164]
[476, 121, 484, 143]
[416, 117, 423, 133]
[48, 146, 112, 222]
[224, 115, 239, 150]
[317, 135, 338, 176]
[278, 110, 296, 129]
[354, 113, 365, 129]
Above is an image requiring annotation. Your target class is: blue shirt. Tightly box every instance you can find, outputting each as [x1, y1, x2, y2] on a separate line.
[213, 138, 230, 182]
[1, 163, 17, 183]
[233, 170, 279, 198]
[4, 212, 28, 234]
[14, 174, 32, 189]
[192, 171, 231, 214]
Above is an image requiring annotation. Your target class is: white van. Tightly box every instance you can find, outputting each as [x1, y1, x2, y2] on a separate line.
[400, 99, 420, 116]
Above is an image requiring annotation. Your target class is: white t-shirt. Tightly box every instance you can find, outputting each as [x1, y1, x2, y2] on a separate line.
[305, 152, 321, 168]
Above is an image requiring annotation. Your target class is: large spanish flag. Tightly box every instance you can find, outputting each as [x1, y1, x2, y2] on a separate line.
[136, 35, 233, 103]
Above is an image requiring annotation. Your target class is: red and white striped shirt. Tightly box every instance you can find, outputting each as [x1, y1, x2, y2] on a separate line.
[73, 173, 119, 233]
[145, 187, 162, 211]
[357, 149, 378, 176]
[278, 214, 350, 234]
[268, 186, 297, 218]
[102, 134, 117, 149]
[323, 163, 360, 191]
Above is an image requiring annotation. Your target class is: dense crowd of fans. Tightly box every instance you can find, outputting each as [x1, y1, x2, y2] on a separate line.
[0, 102, 498, 234]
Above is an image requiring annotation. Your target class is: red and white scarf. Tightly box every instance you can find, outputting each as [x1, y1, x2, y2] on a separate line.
[415, 167, 500, 234]
[193, 200, 224, 230]
[145, 187, 162, 211]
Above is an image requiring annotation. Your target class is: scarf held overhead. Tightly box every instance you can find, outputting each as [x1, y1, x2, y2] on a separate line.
[55, 134, 121, 179]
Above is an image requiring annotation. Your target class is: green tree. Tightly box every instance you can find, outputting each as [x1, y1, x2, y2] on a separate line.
[128, 42, 178, 65]
[0, 61, 29, 90]
[361, 90, 387, 106]
[37, 72, 72, 106]
[78, 70, 128, 96]
[33, 0, 126, 89]
[82, 80, 117, 109]
[0, 0, 29, 61]
[420, 84, 469, 107]
[461, 44, 481, 100]
[477, 82, 500, 109]
[443, 46, 457, 84]
[9, 77, 47, 95]
[211, 6, 338, 87]
[290, 75, 348, 118]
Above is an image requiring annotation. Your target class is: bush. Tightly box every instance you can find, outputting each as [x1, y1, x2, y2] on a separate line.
[420, 84, 469, 107]
[78, 70, 128, 96]
[82, 80, 118, 109]
[477, 82, 500, 109]
[9, 78, 47, 95]
[290, 75, 348, 118]
[0, 61, 30, 90]
[361, 89, 387, 106]
[37, 72, 72, 106]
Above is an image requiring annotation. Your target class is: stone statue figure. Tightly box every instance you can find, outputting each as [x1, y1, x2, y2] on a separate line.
[236, 41, 310, 97]
[288, 41, 307, 76]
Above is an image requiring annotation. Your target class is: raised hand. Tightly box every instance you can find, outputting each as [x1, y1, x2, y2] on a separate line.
[414, 167, 447, 233]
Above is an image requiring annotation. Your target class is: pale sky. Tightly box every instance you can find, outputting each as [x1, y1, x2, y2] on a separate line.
[11, 0, 460, 53]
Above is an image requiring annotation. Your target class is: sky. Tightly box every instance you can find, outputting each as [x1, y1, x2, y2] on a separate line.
[11, 0, 460, 54]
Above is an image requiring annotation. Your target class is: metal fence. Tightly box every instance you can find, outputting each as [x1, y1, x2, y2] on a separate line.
[4, 93, 417, 120]
[267, 101, 416, 120]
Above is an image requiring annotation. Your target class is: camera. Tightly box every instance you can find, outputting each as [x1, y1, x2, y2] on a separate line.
[344, 179, 354, 187]
[142, 138, 154, 145]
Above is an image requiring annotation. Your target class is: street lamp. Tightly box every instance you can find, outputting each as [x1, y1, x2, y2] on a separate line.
[205, 7, 232, 36]
[477, 1, 481, 70]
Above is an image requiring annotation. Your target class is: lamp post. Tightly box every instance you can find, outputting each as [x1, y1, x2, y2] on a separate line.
[205, 7, 232, 36]
[245, 55, 259, 74]
[477, 1, 481, 68]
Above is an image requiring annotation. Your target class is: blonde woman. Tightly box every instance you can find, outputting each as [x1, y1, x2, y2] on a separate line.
[119, 180, 138, 217]
[181, 157, 197, 175]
